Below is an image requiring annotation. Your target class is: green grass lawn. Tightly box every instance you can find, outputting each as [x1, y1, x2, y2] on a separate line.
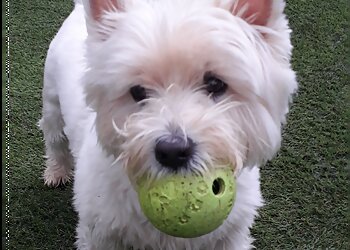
[7, 0, 349, 249]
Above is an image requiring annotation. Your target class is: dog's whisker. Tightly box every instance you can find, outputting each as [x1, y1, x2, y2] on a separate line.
[111, 152, 127, 166]
[160, 105, 167, 116]
[166, 83, 175, 93]
[112, 119, 127, 137]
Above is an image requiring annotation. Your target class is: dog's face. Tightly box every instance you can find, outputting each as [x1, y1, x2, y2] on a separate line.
[82, 0, 297, 181]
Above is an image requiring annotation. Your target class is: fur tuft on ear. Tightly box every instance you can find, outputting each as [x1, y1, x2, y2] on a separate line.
[232, 0, 272, 26]
[81, 0, 125, 40]
[229, 0, 292, 62]
[85, 0, 122, 21]
[231, 0, 286, 28]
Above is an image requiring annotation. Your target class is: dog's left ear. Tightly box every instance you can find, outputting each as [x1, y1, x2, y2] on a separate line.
[230, 0, 292, 60]
[230, 0, 286, 29]
[232, 0, 272, 26]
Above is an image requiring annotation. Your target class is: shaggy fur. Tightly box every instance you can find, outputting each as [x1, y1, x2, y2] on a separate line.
[39, 0, 297, 249]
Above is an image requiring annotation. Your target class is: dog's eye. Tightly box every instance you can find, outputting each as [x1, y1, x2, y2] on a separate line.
[130, 85, 148, 103]
[204, 74, 228, 98]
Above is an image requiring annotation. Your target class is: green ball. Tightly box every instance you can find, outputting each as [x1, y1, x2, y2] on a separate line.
[136, 166, 236, 238]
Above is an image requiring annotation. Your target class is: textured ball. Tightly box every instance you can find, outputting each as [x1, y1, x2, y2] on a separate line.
[136, 166, 236, 238]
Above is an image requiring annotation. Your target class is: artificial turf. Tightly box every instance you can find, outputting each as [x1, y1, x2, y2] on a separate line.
[6, 0, 349, 249]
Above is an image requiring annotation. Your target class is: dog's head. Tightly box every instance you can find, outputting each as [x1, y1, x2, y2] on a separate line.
[82, 0, 297, 180]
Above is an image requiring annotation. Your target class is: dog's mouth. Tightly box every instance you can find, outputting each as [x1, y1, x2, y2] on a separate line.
[135, 164, 236, 238]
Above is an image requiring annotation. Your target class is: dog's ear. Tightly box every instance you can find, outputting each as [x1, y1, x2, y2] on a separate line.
[231, 0, 286, 28]
[230, 0, 292, 61]
[83, 0, 125, 39]
[232, 0, 272, 26]
[85, 0, 122, 21]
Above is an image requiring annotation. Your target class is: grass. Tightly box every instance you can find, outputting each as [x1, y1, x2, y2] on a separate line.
[7, 0, 349, 249]
[3, 0, 8, 248]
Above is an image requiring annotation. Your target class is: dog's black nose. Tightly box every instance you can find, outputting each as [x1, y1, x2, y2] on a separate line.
[155, 136, 194, 170]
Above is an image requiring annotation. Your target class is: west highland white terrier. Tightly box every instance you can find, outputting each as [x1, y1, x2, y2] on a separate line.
[39, 0, 298, 249]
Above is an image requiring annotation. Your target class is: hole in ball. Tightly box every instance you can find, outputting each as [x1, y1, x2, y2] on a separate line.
[212, 178, 225, 196]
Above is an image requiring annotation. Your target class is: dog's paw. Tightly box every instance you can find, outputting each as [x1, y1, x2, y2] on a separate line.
[43, 159, 73, 187]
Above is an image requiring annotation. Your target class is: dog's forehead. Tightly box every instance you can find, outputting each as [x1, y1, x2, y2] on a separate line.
[109, 4, 251, 87]
[134, 32, 214, 87]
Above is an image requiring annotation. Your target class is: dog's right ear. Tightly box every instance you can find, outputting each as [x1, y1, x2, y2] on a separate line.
[83, 0, 124, 39]
[84, 0, 122, 21]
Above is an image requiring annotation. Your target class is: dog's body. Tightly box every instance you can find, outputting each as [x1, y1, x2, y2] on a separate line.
[40, 0, 297, 249]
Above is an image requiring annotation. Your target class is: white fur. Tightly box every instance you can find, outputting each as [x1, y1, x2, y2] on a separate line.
[39, 0, 297, 249]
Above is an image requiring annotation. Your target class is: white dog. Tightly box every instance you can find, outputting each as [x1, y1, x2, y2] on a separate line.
[39, 0, 297, 249]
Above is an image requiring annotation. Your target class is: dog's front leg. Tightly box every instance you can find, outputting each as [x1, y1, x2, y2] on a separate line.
[75, 220, 127, 250]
